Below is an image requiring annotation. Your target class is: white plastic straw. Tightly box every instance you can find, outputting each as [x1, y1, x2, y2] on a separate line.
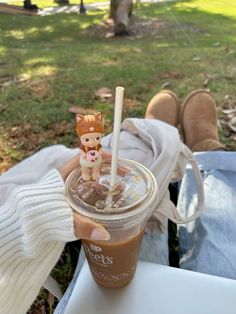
[110, 86, 124, 189]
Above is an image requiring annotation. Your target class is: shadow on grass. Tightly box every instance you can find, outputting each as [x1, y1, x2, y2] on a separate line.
[0, 0, 236, 166]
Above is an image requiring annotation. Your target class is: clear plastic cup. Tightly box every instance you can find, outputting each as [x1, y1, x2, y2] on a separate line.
[65, 158, 158, 288]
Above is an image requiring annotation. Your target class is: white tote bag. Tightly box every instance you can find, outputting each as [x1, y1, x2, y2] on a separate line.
[104, 118, 205, 232]
[0, 117, 204, 231]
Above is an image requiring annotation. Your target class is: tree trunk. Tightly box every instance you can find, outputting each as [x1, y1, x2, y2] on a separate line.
[110, 0, 133, 35]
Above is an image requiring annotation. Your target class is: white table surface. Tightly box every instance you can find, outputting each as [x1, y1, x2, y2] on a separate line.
[64, 261, 236, 314]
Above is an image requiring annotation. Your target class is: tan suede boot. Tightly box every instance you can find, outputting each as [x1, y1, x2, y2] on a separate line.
[145, 90, 180, 127]
[181, 90, 225, 152]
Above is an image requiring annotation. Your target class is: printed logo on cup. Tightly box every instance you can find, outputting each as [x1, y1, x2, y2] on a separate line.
[83, 243, 113, 267]
[90, 244, 102, 253]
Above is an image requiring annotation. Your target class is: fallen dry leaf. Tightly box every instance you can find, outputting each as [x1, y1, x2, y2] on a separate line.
[224, 94, 231, 100]
[203, 75, 212, 87]
[68, 106, 82, 114]
[105, 32, 114, 38]
[160, 81, 171, 89]
[222, 108, 236, 123]
[228, 116, 236, 132]
[222, 108, 236, 115]
[95, 87, 113, 100]
[192, 56, 201, 61]
[160, 72, 184, 79]
[132, 48, 142, 53]
[68, 106, 96, 115]
[231, 133, 236, 141]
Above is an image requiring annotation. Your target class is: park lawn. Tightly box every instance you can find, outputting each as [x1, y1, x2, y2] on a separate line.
[0, 0, 236, 172]
[0, 0, 236, 311]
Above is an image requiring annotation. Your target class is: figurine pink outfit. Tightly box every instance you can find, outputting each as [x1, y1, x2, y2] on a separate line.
[76, 113, 104, 180]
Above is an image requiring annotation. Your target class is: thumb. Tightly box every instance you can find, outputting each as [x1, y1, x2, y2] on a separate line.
[73, 213, 110, 241]
[59, 154, 80, 181]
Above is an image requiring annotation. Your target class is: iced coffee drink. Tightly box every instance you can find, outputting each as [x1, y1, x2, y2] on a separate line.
[65, 159, 158, 288]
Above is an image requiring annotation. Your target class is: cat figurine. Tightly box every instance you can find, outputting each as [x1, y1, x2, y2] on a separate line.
[76, 112, 104, 181]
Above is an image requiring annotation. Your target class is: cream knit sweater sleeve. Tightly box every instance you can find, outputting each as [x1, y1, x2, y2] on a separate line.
[0, 169, 77, 314]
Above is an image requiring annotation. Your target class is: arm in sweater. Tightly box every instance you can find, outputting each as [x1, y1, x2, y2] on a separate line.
[0, 169, 77, 314]
[0, 150, 111, 314]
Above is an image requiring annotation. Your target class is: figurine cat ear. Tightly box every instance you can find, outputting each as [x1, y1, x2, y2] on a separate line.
[76, 114, 84, 122]
[95, 112, 102, 121]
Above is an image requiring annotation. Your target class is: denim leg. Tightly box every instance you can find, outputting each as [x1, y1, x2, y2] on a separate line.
[139, 228, 169, 265]
[178, 152, 236, 279]
[139, 182, 179, 266]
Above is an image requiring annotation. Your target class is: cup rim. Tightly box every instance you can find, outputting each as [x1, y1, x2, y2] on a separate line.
[65, 158, 159, 223]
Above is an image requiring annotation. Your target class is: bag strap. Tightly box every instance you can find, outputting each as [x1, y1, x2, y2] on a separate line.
[155, 144, 204, 225]
[178, 144, 205, 223]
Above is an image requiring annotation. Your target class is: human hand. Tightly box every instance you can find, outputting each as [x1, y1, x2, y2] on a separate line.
[58, 152, 111, 241]
[73, 213, 110, 240]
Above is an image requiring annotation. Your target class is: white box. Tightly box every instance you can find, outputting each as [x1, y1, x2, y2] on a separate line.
[64, 261, 236, 314]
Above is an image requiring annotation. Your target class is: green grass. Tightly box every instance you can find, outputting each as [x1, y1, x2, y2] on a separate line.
[1, 1, 235, 167]
[1, 0, 236, 309]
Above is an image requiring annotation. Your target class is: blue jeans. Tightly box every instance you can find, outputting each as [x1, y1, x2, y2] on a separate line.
[178, 151, 236, 279]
